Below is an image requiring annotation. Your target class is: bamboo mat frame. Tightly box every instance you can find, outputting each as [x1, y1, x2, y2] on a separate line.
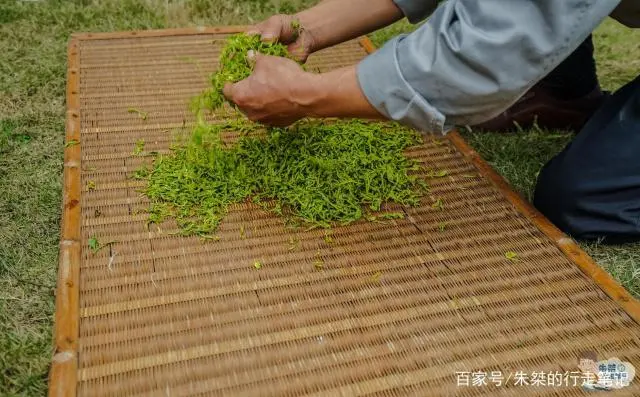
[49, 27, 640, 397]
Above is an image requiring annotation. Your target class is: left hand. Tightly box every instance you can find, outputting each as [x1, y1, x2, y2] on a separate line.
[222, 51, 316, 127]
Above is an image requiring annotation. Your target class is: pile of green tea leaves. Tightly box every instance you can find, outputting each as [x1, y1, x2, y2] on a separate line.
[140, 119, 426, 236]
[137, 34, 428, 237]
[191, 33, 293, 112]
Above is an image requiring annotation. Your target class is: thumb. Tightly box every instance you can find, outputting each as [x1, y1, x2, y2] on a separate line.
[248, 50, 268, 70]
[222, 82, 236, 102]
[257, 16, 283, 43]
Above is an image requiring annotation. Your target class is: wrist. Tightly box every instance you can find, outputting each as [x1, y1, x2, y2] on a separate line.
[290, 71, 328, 116]
[291, 66, 383, 120]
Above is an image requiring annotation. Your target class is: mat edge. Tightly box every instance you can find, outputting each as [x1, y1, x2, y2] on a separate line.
[446, 132, 640, 323]
[71, 26, 246, 40]
[48, 38, 81, 397]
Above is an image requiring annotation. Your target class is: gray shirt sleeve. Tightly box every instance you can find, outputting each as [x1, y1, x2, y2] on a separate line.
[357, 0, 621, 134]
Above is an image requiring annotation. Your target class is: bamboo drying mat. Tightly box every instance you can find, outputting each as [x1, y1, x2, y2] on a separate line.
[50, 27, 640, 396]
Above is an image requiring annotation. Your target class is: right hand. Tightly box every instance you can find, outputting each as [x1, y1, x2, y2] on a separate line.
[246, 14, 316, 63]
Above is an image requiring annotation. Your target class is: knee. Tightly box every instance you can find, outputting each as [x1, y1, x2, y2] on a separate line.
[533, 163, 584, 236]
[533, 163, 640, 242]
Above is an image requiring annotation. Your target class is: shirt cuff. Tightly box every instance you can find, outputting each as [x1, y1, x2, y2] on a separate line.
[356, 35, 447, 135]
[393, 0, 437, 24]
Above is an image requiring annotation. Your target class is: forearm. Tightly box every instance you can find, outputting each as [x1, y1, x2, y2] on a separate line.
[297, 65, 385, 120]
[296, 0, 403, 53]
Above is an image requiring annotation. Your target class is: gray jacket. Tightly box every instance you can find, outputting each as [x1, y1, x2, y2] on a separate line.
[356, 0, 639, 134]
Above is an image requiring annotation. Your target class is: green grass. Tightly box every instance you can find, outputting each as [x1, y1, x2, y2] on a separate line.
[0, 1, 638, 395]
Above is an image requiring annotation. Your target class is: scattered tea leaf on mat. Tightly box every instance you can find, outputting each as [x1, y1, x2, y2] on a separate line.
[87, 238, 117, 255]
[88, 237, 100, 254]
[253, 261, 262, 270]
[323, 230, 333, 244]
[370, 271, 382, 283]
[434, 170, 448, 178]
[431, 198, 444, 211]
[87, 180, 96, 191]
[313, 252, 324, 270]
[288, 236, 300, 251]
[133, 139, 145, 156]
[438, 222, 447, 232]
[127, 107, 148, 120]
[378, 212, 405, 220]
[505, 251, 519, 261]
[427, 169, 448, 178]
[65, 139, 79, 148]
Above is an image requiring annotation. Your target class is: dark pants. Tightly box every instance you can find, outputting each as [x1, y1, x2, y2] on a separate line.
[533, 73, 640, 243]
[538, 35, 599, 100]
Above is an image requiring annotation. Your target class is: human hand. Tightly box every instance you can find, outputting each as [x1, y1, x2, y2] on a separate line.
[246, 14, 316, 62]
[222, 51, 318, 127]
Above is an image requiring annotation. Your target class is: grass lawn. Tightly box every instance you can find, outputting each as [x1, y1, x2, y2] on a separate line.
[0, 1, 638, 395]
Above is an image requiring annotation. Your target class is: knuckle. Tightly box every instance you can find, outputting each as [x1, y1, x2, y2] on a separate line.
[265, 15, 284, 29]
